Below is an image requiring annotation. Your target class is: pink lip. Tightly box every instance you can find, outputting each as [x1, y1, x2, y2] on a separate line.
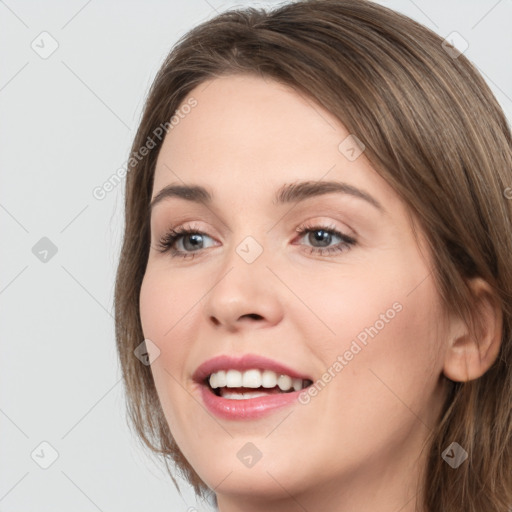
[198, 385, 303, 420]
[192, 354, 313, 420]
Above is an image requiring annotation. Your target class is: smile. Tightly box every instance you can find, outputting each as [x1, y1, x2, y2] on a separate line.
[193, 354, 314, 420]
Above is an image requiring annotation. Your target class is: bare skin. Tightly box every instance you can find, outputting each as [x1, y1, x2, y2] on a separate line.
[139, 74, 502, 512]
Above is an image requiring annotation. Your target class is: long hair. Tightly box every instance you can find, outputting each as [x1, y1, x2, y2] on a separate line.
[114, 1, 512, 509]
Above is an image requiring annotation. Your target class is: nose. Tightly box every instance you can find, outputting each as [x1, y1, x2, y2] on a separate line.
[201, 246, 285, 333]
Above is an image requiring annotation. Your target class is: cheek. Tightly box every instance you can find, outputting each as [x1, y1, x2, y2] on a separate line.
[139, 271, 197, 430]
[297, 275, 445, 462]
[139, 267, 196, 341]
[302, 249, 444, 390]
[139, 269, 197, 395]
[317, 273, 444, 429]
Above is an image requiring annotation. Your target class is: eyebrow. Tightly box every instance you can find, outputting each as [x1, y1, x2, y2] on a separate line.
[149, 180, 385, 214]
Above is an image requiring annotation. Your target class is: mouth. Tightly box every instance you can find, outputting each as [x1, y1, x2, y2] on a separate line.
[205, 369, 314, 400]
[193, 354, 314, 419]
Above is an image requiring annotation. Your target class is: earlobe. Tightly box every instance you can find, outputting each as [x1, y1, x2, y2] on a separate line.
[442, 277, 503, 383]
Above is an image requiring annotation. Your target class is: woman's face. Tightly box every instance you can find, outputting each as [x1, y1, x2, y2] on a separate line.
[140, 74, 451, 508]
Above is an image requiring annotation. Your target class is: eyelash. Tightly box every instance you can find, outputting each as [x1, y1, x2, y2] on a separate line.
[155, 222, 357, 260]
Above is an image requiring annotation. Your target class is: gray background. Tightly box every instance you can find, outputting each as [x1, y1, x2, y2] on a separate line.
[1, 0, 511, 510]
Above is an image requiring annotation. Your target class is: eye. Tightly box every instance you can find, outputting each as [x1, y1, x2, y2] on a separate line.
[155, 222, 357, 260]
[294, 222, 357, 256]
[156, 225, 216, 260]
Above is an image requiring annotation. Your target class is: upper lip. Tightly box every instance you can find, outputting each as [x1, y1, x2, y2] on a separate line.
[192, 354, 313, 384]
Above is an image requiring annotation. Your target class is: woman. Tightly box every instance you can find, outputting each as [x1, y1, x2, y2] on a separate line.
[114, 1, 512, 510]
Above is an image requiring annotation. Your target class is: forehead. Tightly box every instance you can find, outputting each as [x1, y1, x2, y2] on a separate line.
[152, 74, 397, 211]
[155, 74, 339, 169]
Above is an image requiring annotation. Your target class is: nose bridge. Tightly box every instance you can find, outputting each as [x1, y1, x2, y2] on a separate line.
[201, 226, 284, 328]
[220, 230, 273, 293]
[234, 232, 267, 266]
[218, 203, 278, 266]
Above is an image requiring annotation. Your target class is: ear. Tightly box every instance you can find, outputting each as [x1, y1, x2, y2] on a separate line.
[443, 277, 503, 382]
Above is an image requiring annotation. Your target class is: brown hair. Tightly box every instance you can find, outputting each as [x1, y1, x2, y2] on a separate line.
[114, 0, 512, 509]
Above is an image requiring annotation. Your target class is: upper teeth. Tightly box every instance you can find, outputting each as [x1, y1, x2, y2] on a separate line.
[209, 369, 306, 392]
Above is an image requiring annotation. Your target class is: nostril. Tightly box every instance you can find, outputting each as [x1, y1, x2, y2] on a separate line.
[241, 313, 263, 320]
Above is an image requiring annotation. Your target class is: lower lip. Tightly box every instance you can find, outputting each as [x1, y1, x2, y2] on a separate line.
[199, 385, 301, 420]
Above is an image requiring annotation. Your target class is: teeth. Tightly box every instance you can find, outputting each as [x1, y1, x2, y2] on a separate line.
[277, 374, 292, 391]
[293, 378, 303, 392]
[208, 368, 307, 392]
[222, 391, 270, 400]
[225, 369, 243, 387]
[242, 369, 262, 388]
[261, 369, 277, 388]
[216, 370, 226, 387]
